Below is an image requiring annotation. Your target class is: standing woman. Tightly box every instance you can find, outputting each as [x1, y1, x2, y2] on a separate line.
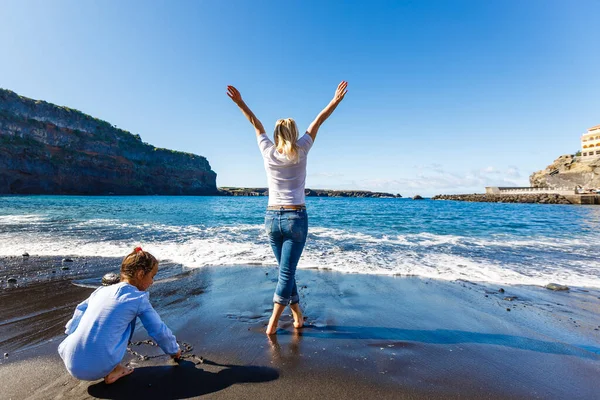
[227, 81, 348, 335]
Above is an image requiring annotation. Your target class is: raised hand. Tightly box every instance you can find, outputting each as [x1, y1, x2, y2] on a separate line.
[226, 85, 243, 104]
[226, 85, 265, 135]
[306, 80, 348, 142]
[333, 81, 348, 103]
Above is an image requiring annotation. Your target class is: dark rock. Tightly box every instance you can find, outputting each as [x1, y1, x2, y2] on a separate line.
[102, 273, 120, 286]
[412, 195, 424, 200]
[431, 193, 572, 205]
[503, 296, 518, 301]
[62, 258, 73, 262]
[0, 88, 217, 195]
[60, 266, 69, 271]
[7, 277, 17, 284]
[506, 308, 511, 311]
[545, 283, 569, 291]
[498, 288, 505, 293]
[22, 252, 29, 257]
[3, 353, 7, 358]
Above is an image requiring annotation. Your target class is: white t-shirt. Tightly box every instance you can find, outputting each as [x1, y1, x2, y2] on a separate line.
[257, 133, 314, 206]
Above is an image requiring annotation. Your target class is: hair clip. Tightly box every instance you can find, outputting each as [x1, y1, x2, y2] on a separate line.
[134, 246, 143, 253]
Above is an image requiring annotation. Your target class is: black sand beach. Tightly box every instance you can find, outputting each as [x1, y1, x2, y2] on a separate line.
[1, 256, 599, 399]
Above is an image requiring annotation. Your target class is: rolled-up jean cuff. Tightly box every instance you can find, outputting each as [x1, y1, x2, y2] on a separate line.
[273, 293, 299, 305]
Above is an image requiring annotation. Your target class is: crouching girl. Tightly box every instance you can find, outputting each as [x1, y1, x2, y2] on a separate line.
[58, 247, 181, 384]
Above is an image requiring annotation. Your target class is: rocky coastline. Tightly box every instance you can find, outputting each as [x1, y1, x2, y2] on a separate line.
[218, 187, 401, 198]
[432, 193, 571, 204]
[530, 154, 600, 189]
[0, 88, 217, 195]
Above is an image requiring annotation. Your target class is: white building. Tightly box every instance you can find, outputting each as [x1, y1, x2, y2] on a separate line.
[581, 124, 600, 160]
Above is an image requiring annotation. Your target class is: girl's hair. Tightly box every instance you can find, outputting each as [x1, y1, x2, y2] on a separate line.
[274, 118, 299, 163]
[121, 247, 158, 279]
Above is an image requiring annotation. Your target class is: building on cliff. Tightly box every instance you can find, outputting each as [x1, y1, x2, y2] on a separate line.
[581, 124, 600, 161]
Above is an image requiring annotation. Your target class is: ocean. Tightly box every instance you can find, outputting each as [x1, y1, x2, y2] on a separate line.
[1, 196, 599, 288]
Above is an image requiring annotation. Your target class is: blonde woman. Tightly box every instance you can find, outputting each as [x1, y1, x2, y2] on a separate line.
[227, 81, 348, 335]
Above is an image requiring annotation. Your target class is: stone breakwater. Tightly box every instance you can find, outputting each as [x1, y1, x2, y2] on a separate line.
[218, 187, 401, 198]
[432, 193, 572, 205]
[0, 88, 217, 195]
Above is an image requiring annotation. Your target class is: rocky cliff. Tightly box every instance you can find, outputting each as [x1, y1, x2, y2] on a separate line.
[529, 154, 600, 189]
[0, 89, 217, 195]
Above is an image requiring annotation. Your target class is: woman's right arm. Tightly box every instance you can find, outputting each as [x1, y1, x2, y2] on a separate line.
[306, 81, 348, 142]
[227, 85, 266, 136]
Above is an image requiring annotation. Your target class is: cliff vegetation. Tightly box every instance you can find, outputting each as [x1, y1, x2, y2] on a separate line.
[0, 88, 217, 195]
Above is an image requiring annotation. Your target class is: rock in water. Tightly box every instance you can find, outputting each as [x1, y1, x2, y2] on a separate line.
[545, 283, 569, 291]
[62, 258, 73, 262]
[102, 273, 120, 286]
[7, 277, 17, 284]
[22, 252, 29, 257]
[412, 195, 424, 200]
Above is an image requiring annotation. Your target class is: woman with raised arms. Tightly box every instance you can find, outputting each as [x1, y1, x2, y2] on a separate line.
[227, 81, 348, 335]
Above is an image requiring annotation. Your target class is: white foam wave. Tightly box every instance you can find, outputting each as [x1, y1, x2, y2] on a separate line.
[0, 214, 47, 224]
[2, 222, 599, 288]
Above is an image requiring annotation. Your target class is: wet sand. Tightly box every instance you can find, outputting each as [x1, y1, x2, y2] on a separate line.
[1, 256, 599, 399]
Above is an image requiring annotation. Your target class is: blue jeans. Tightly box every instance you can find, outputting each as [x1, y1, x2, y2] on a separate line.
[265, 209, 308, 305]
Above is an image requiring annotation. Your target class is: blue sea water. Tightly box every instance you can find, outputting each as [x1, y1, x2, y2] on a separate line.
[1, 196, 599, 288]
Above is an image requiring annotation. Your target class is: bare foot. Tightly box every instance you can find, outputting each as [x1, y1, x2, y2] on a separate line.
[266, 303, 286, 335]
[104, 365, 134, 384]
[266, 315, 279, 335]
[290, 303, 304, 329]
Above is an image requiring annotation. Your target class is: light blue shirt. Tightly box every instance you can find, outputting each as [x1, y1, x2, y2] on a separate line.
[58, 282, 179, 380]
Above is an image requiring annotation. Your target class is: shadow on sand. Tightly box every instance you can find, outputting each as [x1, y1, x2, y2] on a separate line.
[282, 325, 600, 359]
[87, 359, 279, 399]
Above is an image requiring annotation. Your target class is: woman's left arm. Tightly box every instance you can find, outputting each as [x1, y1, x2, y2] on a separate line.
[227, 85, 265, 136]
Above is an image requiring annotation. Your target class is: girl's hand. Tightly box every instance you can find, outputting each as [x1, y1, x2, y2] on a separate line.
[227, 85, 243, 104]
[333, 81, 348, 103]
[172, 349, 182, 360]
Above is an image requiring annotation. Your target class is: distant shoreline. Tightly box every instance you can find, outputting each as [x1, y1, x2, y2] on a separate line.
[217, 187, 402, 198]
[432, 193, 600, 205]
[0, 188, 402, 198]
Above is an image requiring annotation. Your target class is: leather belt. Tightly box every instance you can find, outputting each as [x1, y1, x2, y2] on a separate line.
[267, 205, 306, 210]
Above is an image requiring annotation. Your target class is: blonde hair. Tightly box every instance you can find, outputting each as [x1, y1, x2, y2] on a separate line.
[274, 118, 299, 163]
[121, 247, 158, 280]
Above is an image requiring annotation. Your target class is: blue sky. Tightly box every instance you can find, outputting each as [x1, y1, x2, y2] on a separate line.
[1, 0, 599, 196]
